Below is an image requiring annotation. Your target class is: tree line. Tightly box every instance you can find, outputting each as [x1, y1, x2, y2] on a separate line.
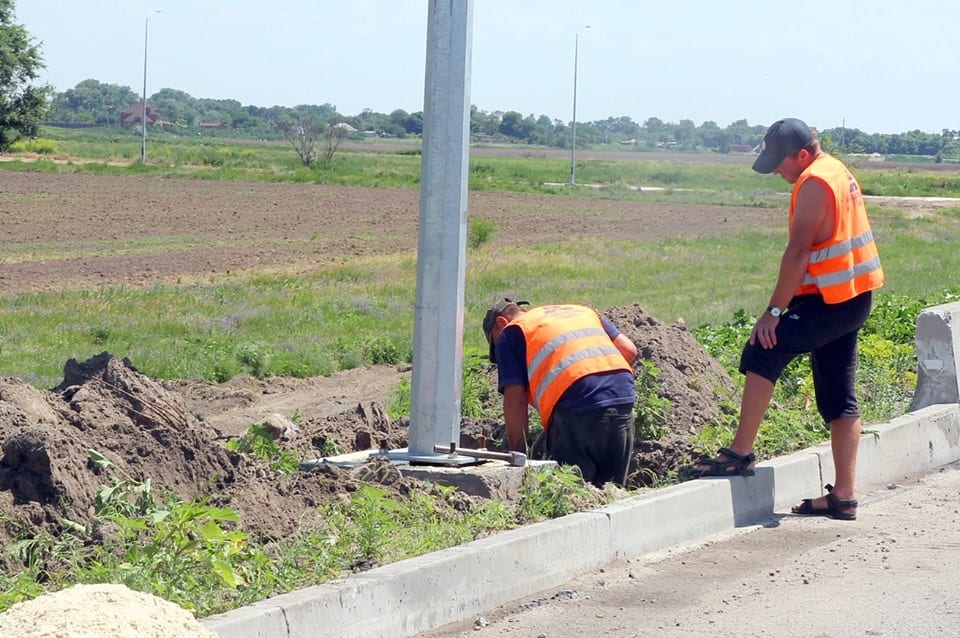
[1, 0, 958, 159]
[38, 79, 960, 160]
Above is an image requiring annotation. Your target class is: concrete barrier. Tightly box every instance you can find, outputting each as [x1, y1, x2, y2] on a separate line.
[203, 304, 960, 638]
[912, 302, 960, 410]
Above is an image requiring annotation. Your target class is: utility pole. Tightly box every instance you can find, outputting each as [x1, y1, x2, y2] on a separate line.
[140, 11, 160, 164]
[570, 26, 590, 185]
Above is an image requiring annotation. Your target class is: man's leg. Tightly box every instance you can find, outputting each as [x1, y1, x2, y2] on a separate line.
[728, 371, 775, 457]
[831, 415, 860, 497]
[688, 371, 773, 474]
[795, 318, 865, 517]
[809, 415, 860, 512]
[593, 404, 634, 487]
[545, 407, 597, 484]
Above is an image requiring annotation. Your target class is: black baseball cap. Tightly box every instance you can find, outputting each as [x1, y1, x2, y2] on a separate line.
[482, 298, 528, 363]
[752, 118, 815, 174]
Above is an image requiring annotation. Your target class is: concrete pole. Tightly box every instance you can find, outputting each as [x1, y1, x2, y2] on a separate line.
[406, 0, 474, 458]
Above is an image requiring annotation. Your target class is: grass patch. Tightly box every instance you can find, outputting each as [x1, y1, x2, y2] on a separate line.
[3, 207, 959, 387]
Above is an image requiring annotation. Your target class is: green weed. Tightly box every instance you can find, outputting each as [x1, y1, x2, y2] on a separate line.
[515, 465, 603, 521]
[633, 359, 671, 440]
[225, 424, 300, 474]
[469, 218, 496, 249]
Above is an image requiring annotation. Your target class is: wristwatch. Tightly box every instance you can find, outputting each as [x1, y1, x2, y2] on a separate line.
[766, 305, 783, 318]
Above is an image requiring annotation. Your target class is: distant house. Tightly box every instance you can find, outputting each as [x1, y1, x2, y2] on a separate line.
[120, 103, 159, 127]
[199, 121, 226, 129]
[729, 144, 753, 153]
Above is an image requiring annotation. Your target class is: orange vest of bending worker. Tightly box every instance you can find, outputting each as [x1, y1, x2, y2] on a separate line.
[510, 305, 632, 429]
[790, 154, 884, 303]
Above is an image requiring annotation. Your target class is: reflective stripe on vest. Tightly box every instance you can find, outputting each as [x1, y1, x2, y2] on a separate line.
[802, 255, 883, 289]
[532, 341, 624, 411]
[512, 306, 631, 428]
[808, 229, 876, 264]
[791, 154, 884, 303]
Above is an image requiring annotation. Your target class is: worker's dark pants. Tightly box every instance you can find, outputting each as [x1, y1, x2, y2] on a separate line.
[546, 403, 634, 487]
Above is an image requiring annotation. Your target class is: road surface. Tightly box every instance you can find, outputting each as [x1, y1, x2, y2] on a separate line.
[419, 463, 960, 638]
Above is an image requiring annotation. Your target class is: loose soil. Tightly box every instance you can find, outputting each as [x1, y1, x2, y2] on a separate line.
[0, 167, 949, 627]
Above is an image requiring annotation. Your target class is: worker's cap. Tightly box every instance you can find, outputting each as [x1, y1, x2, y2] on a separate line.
[482, 298, 528, 363]
[752, 118, 814, 174]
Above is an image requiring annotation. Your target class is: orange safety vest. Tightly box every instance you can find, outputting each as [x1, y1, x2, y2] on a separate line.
[790, 154, 884, 303]
[510, 305, 632, 429]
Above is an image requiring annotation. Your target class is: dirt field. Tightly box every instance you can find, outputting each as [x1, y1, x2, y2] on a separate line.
[0, 170, 788, 297]
[0, 166, 953, 584]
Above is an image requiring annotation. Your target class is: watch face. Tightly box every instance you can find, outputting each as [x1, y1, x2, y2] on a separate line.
[769, 307, 782, 317]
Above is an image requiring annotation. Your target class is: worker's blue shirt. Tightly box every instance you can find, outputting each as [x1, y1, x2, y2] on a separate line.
[495, 316, 636, 417]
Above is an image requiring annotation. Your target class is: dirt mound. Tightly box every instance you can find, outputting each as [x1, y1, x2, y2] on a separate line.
[0, 353, 466, 551]
[0, 353, 236, 552]
[604, 302, 738, 479]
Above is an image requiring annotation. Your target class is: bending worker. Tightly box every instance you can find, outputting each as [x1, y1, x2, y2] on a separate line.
[482, 299, 639, 487]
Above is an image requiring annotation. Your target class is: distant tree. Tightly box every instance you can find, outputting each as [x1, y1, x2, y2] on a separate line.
[278, 111, 348, 166]
[697, 120, 722, 150]
[403, 111, 423, 135]
[536, 114, 554, 131]
[151, 88, 199, 126]
[595, 116, 640, 140]
[499, 110, 534, 140]
[0, 0, 52, 150]
[716, 130, 733, 153]
[725, 119, 760, 146]
[818, 133, 838, 154]
[470, 106, 501, 137]
[49, 79, 138, 126]
[321, 123, 349, 163]
[278, 113, 321, 166]
[675, 118, 697, 149]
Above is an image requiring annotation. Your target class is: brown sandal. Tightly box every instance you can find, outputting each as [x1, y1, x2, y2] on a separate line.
[792, 484, 858, 521]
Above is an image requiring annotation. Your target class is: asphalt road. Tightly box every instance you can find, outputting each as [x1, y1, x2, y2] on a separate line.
[419, 463, 960, 638]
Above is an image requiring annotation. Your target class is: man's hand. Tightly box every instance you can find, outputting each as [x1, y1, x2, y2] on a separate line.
[750, 312, 780, 349]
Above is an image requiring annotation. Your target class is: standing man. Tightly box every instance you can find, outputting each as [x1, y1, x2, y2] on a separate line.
[483, 299, 638, 487]
[685, 118, 884, 521]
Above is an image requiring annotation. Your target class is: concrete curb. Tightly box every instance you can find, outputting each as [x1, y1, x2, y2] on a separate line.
[203, 402, 960, 638]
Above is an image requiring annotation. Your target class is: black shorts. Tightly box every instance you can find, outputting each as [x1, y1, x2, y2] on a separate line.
[739, 291, 873, 422]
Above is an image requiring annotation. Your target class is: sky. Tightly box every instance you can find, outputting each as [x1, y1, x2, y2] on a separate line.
[14, 0, 960, 135]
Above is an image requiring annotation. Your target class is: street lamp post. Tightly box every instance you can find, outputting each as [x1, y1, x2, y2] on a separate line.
[140, 11, 160, 165]
[570, 25, 590, 185]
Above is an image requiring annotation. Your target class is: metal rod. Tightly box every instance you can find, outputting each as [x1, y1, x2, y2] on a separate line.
[140, 11, 160, 165]
[433, 444, 527, 466]
[569, 25, 590, 186]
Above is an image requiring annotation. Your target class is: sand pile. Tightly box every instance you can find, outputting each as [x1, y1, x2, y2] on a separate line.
[0, 583, 217, 638]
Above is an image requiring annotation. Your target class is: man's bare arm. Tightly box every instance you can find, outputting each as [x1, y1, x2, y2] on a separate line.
[753, 179, 831, 348]
[502, 384, 529, 452]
